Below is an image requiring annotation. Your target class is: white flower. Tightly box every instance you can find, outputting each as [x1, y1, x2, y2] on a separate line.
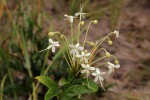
[107, 62, 120, 74]
[75, 5, 87, 20]
[92, 68, 106, 90]
[81, 64, 95, 76]
[113, 30, 119, 38]
[40, 39, 60, 53]
[64, 14, 77, 23]
[69, 43, 84, 55]
[76, 51, 91, 63]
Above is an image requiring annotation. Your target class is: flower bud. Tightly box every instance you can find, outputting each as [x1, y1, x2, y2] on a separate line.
[114, 59, 119, 64]
[84, 50, 88, 53]
[106, 52, 111, 58]
[60, 35, 64, 39]
[93, 20, 98, 24]
[108, 40, 113, 45]
[48, 32, 55, 36]
[89, 42, 95, 46]
[80, 21, 84, 25]
[86, 41, 95, 46]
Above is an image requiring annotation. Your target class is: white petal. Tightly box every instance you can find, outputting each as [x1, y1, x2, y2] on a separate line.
[98, 76, 104, 81]
[75, 43, 79, 47]
[81, 69, 86, 74]
[49, 39, 53, 43]
[90, 67, 95, 71]
[52, 46, 55, 52]
[70, 49, 75, 54]
[46, 45, 53, 49]
[69, 44, 74, 48]
[54, 43, 60, 47]
[84, 58, 88, 63]
[81, 51, 85, 55]
[75, 13, 80, 16]
[94, 76, 98, 82]
[92, 72, 97, 76]
[108, 62, 114, 66]
[81, 64, 86, 68]
[86, 64, 90, 68]
[96, 68, 100, 74]
[64, 14, 68, 17]
[78, 47, 84, 50]
[115, 64, 120, 68]
[85, 53, 91, 56]
[70, 16, 73, 23]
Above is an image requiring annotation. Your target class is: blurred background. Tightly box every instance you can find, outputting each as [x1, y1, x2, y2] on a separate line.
[0, 0, 150, 100]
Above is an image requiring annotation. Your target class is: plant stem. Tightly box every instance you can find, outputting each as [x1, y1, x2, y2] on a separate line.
[83, 21, 92, 47]
[71, 23, 73, 44]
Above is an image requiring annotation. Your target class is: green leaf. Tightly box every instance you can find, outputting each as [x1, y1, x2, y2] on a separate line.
[35, 76, 57, 88]
[82, 78, 98, 92]
[44, 88, 60, 100]
[62, 85, 90, 99]
[0, 74, 7, 100]
[58, 78, 70, 86]
[72, 78, 98, 92]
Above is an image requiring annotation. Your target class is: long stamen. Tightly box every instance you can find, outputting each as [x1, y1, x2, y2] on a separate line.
[83, 21, 93, 47]
[93, 48, 107, 57]
[90, 56, 107, 65]
[91, 36, 110, 56]
[113, 71, 121, 90]
[77, 22, 81, 43]
[100, 80, 105, 91]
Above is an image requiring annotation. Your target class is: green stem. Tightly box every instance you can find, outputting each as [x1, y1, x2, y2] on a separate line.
[71, 23, 73, 44]
[90, 56, 107, 65]
[8, 69, 17, 100]
[83, 21, 92, 47]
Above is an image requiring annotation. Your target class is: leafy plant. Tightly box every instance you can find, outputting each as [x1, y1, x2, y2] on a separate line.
[36, 5, 121, 100]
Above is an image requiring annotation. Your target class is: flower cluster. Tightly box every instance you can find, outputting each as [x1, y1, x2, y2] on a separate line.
[41, 5, 121, 90]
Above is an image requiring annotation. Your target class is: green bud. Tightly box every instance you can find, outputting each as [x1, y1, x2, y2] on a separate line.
[114, 60, 119, 64]
[108, 40, 113, 45]
[93, 20, 98, 24]
[89, 42, 95, 46]
[80, 21, 85, 25]
[60, 35, 64, 38]
[84, 50, 88, 53]
[48, 32, 55, 36]
[106, 52, 111, 58]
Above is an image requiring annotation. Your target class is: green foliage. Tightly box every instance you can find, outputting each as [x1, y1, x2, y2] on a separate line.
[45, 88, 60, 100]
[36, 75, 98, 100]
[61, 85, 90, 99]
[35, 76, 57, 88]
[0, 74, 7, 100]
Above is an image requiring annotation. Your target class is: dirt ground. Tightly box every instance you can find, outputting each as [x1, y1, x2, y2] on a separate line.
[87, 0, 150, 99]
